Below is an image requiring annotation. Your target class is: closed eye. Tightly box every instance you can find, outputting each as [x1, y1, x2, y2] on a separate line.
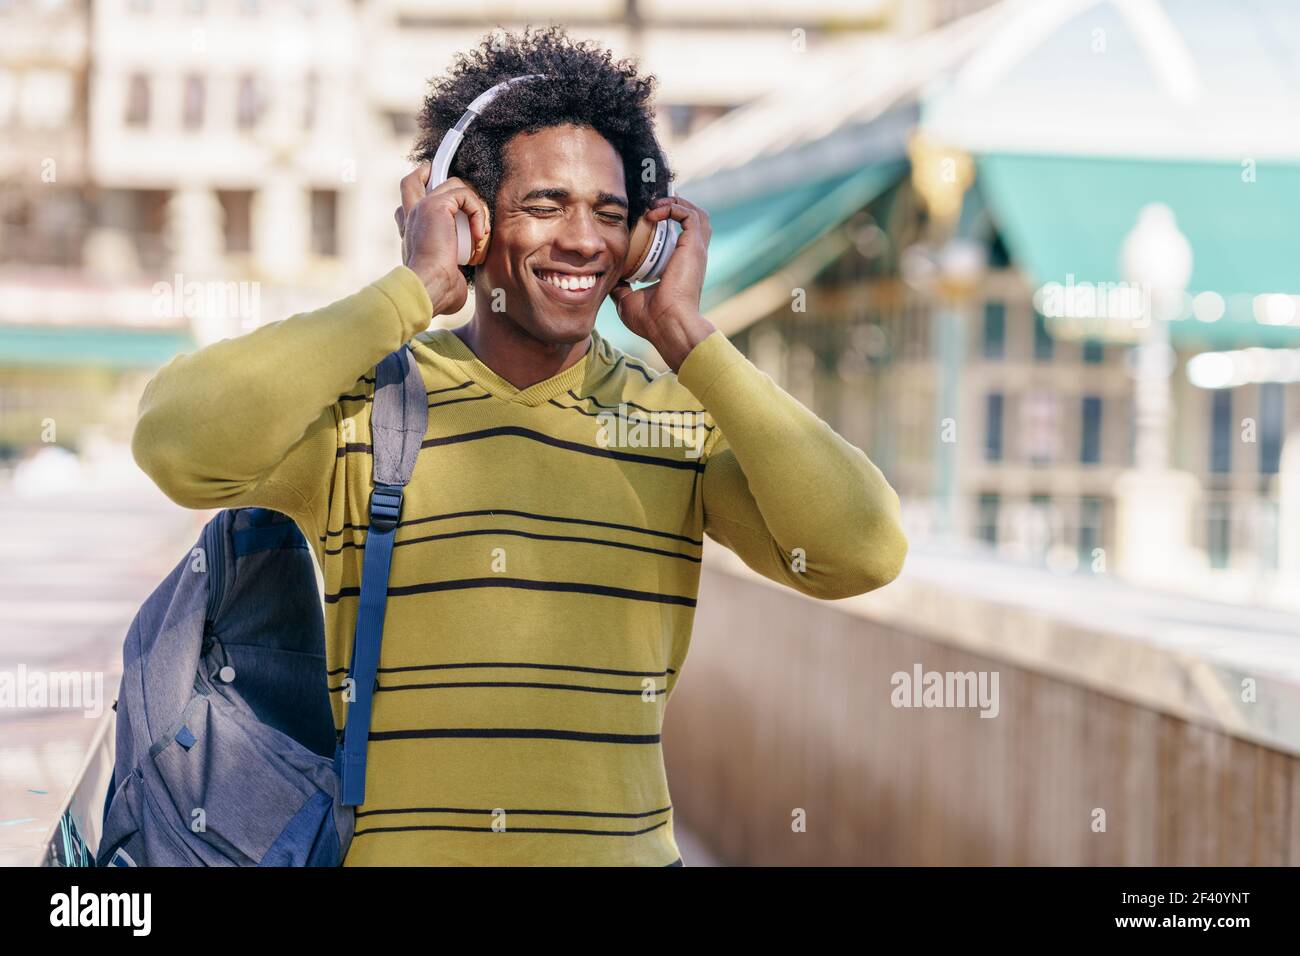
[526, 205, 625, 226]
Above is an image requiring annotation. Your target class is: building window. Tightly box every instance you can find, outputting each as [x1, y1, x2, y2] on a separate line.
[311, 189, 337, 256]
[1033, 309, 1054, 361]
[1029, 493, 1053, 556]
[1079, 496, 1103, 569]
[665, 104, 694, 139]
[1256, 498, 1280, 571]
[1023, 390, 1057, 466]
[976, 493, 999, 545]
[236, 75, 263, 129]
[1081, 395, 1102, 464]
[182, 75, 205, 130]
[125, 73, 150, 127]
[1210, 389, 1232, 473]
[1259, 382, 1283, 475]
[1207, 499, 1231, 569]
[1082, 338, 1104, 363]
[217, 190, 252, 254]
[982, 301, 1005, 359]
[984, 392, 1003, 462]
[387, 111, 416, 136]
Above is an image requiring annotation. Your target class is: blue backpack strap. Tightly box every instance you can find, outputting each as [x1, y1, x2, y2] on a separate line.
[338, 346, 427, 807]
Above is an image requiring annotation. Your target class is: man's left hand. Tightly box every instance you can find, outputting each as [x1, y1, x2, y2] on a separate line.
[610, 195, 717, 372]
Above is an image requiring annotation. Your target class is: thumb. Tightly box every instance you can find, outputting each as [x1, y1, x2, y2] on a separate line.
[609, 279, 636, 314]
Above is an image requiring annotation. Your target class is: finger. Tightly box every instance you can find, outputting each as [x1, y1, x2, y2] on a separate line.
[645, 203, 707, 290]
[400, 162, 432, 218]
[443, 187, 490, 257]
[647, 200, 708, 243]
[394, 205, 406, 239]
[411, 178, 491, 259]
[654, 195, 703, 214]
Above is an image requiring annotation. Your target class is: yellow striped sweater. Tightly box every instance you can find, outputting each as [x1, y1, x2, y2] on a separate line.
[131, 265, 907, 866]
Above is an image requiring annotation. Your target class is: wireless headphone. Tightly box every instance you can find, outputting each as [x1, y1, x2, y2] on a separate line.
[424, 73, 680, 283]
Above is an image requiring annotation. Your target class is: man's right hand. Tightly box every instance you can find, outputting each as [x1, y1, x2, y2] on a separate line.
[395, 163, 489, 317]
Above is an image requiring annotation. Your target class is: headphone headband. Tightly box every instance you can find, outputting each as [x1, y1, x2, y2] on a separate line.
[427, 74, 548, 189]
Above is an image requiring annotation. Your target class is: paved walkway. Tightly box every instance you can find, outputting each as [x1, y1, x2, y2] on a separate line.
[0, 453, 203, 866]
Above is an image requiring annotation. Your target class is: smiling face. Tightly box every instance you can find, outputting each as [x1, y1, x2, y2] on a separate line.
[473, 123, 631, 346]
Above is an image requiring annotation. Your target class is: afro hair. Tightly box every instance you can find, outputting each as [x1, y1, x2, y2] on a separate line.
[409, 24, 674, 284]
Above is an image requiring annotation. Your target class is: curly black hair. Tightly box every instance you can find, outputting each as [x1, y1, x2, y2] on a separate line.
[409, 24, 674, 284]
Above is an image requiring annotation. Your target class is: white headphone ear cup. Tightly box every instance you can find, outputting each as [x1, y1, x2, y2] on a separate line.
[454, 210, 472, 266]
[649, 220, 681, 282]
[636, 218, 680, 283]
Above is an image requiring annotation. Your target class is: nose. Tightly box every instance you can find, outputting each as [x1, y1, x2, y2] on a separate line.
[552, 208, 604, 261]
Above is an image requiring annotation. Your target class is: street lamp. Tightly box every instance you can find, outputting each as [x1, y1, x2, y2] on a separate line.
[1120, 203, 1192, 473]
[1113, 203, 1201, 589]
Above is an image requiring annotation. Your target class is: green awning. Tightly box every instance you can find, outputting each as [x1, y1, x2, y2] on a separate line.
[977, 153, 1300, 348]
[0, 326, 197, 369]
[597, 162, 905, 354]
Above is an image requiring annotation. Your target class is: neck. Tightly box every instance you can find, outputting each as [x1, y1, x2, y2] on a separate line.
[456, 306, 591, 390]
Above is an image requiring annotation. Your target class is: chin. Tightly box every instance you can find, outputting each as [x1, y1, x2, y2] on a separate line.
[520, 306, 600, 347]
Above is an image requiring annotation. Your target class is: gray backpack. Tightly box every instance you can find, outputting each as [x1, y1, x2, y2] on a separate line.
[97, 345, 428, 866]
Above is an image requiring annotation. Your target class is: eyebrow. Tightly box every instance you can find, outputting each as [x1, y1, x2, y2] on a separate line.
[520, 187, 628, 211]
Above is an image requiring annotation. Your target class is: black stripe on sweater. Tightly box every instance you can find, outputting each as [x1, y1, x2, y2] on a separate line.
[319, 507, 703, 547]
[368, 727, 660, 744]
[322, 525, 701, 563]
[337, 426, 705, 472]
[355, 804, 671, 820]
[562, 389, 714, 425]
[352, 820, 667, 839]
[325, 661, 677, 678]
[429, 393, 492, 411]
[620, 359, 656, 384]
[323, 576, 697, 607]
[327, 678, 665, 696]
[340, 379, 481, 403]
[548, 398, 716, 434]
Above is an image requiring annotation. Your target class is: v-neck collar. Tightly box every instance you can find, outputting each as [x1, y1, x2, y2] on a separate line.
[415, 325, 602, 407]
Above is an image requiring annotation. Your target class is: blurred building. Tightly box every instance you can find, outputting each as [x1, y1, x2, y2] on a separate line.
[10, 0, 1287, 606]
[667, 0, 1300, 609]
[0, 0, 981, 459]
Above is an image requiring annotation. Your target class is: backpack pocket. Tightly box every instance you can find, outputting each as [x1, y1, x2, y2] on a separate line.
[151, 693, 328, 865]
[96, 768, 204, 867]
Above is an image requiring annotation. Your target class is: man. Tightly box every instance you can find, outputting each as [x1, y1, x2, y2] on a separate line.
[132, 26, 907, 866]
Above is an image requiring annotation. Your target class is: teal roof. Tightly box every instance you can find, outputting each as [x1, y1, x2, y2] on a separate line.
[977, 153, 1300, 348]
[597, 162, 905, 355]
[0, 326, 197, 369]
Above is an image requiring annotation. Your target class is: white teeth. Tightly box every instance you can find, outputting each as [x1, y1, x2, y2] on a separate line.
[538, 271, 597, 291]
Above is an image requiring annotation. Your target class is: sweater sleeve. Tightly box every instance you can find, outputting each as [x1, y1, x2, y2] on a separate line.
[676, 330, 908, 600]
[131, 266, 434, 541]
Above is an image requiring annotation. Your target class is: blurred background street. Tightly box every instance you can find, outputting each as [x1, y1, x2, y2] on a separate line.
[3, 0, 1300, 866]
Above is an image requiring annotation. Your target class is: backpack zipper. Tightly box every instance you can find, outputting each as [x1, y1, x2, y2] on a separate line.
[203, 514, 228, 629]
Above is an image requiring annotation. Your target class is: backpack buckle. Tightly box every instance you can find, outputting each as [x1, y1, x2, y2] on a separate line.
[368, 485, 403, 532]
